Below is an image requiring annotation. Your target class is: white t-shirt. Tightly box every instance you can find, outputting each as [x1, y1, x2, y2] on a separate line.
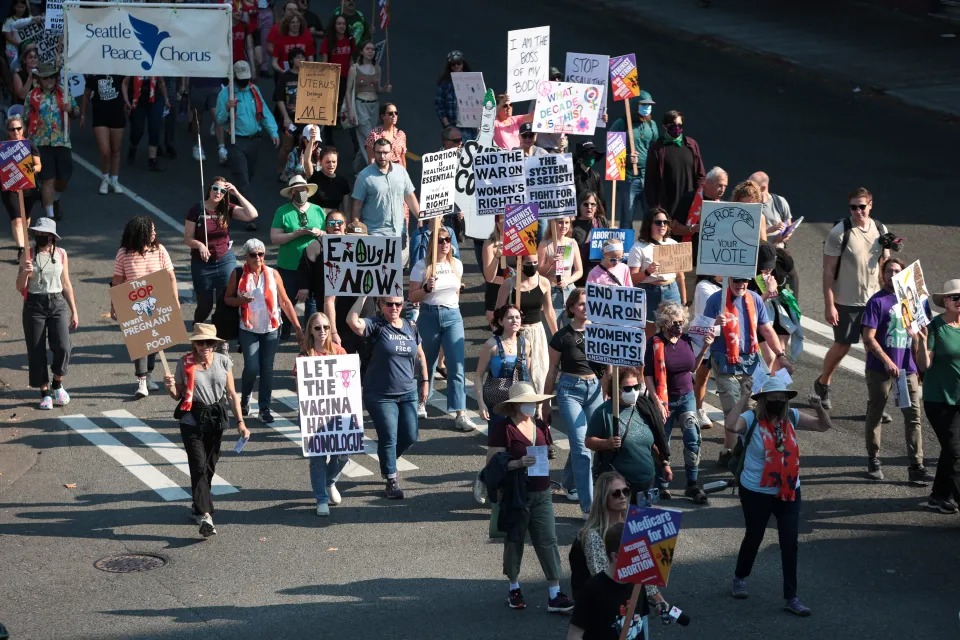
[627, 238, 678, 285]
[693, 279, 721, 318]
[410, 258, 463, 308]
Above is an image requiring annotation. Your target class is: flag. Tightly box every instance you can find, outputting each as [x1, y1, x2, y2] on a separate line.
[378, 0, 390, 30]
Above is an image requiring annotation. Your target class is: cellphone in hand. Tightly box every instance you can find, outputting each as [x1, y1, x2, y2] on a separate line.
[234, 436, 249, 453]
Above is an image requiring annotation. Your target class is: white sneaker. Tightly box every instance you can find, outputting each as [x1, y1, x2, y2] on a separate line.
[328, 483, 341, 505]
[316, 503, 330, 516]
[454, 413, 475, 432]
[135, 377, 149, 399]
[417, 402, 427, 418]
[697, 408, 712, 428]
[110, 177, 124, 194]
[98, 176, 110, 195]
[218, 146, 228, 164]
[192, 145, 205, 161]
[146, 374, 160, 391]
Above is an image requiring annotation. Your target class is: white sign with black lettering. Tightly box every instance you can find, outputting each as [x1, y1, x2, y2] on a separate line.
[506, 26, 550, 102]
[474, 148, 527, 216]
[696, 202, 763, 279]
[296, 354, 364, 457]
[419, 148, 459, 220]
[586, 283, 646, 328]
[585, 324, 646, 367]
[525, 153, 576, 219]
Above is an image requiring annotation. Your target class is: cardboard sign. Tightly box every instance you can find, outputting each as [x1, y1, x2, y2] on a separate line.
[451, 71, 485, 128]
[109, 270, 189, 361]
[586, 283, 646, 328]
[0, 141, 36, 191]
[475, 148, 526, 216]
[696, 202, 763, 278]
[653, 243, 693, 274]
[506, 26, 550, 102]
[524, 153, 575, 219]
[565, 52, 608, 128]
[609, 54, 640, 101]
[419, 148, 459, 220]
[588, 228, 634, 260]
[295, 62, 340, 125]
[296, 354, 365, 457]
[16, 21, 62, 64]
[894, 260, 931, 333]
[532, 81, 603, 136]
[605, 132, 626, 181]
[46, 0, 64, 32]
[503, 203, 539, 257]
[615, 506, 683, 586]
[322, 235, 403, 297]
[585, 323, 645, 366]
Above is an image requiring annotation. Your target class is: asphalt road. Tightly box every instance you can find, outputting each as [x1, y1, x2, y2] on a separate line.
[1, 2, 959, 639]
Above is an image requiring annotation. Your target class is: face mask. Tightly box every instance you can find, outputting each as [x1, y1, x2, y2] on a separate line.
[637, 105, 652, 117]
[667, 324, 683, 338]
[518, 403, 537, 417]
[292, 191, 308, 205]
[522, 264, 538, 277]
[236, 79, 250, 89]
[666, 125, 683, 138]
[766, 401, 788, 418]
[35, 235, 50, 248]
[620, 389, 639, 406]
[585, 157, 596, 168]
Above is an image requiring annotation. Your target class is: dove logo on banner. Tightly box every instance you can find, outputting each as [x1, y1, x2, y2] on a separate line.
[128, 15, 171, 71]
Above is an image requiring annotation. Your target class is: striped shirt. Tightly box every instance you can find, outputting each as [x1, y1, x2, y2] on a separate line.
[113, 245, 174, 281]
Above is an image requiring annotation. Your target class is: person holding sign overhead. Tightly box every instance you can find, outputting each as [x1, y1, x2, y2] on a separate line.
[628, 207, 686, 337]
[2, 112, 41, 264]
[538, 217, 583, 329]
[492, 93, 533, 151]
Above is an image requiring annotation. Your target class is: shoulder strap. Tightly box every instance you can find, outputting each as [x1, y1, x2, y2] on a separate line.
[771, 194, 786, 218]
[494, 335, 506, 360]
[833, 218, 854, 280]
[598, 264, 623, 287]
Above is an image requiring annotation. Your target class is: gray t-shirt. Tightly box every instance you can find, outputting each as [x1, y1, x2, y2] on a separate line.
[761, 193, 792, 229]
[352, 162, 415, 237]
[175, 352, 233, 426]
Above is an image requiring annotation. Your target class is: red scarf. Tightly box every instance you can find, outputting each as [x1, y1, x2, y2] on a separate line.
[131, 77, 157, 110]
[722, 288, 758, 365]
[758, 416, 800, 501]
[247, 84, 265, 122]
[651, 335, 669, 408]
[27, 87, 68, 137]
[238, 265, 280, 330]
[682, 189, 703, 242]
[180, 353, 197, 412]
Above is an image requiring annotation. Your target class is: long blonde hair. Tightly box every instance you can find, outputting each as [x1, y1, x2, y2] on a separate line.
[302, 312, 335, 356]
[541, 216, 573, 244]
[578, 471, 628, 545]
[424, 226, 456, 278]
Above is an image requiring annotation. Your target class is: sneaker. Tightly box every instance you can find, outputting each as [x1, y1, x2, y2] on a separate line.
[192, 144, 206, 161]
[189, 511, 203, 525]
[565, 488, 579, 502]
[659, 488, 673, 500]
[921, 498, 959, 514]
[135, 377, 149, 399]
[259, 409, 275, 424]
[718, 449, 732, 468]
[52, 387, 70, 406]
[384, 478, 404, 500]
[547, 592, 575, 614]
[315, 503, 330, 517]
[417, 402, 427, 418]
[812, 378, 831, 410]
[110, 177, 124, 194]
[731, 577, 748, 599]
[697, 407, 713, 429]
[146, 374, 160, 392]
[328, 483, 341, 506]
[507, 588, 526, 610]
[880, 411, 892, 424]
[453, 413, 475, 432]
[908, 465, 934, 486]
[866, 457, 884, 481]
[198, 514, 217, 537]
[38, 394, 53, 410]
[98, 176, 110, 195]
[684, 486, 709, 504]
[784, 597, 811, 617]
[218, 145, 228, 164]
[240, 398, 251, 417]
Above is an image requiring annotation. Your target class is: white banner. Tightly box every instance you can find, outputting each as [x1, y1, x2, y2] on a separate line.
[419, 148, 459, 220]
[457, 140, 495, 240]
[451, 71, 485, 128]
[65, 3, 231, 77]
[16, 21, 61, 64]
[565, 52, 608, 128]
[532, 80, 603, 136]
[506, 26, 549, 102]
[696, 202, 763, 278]
[322, 235, 403, 297]
[475, 148, 527, 216]
[525, 153, 576, 219]
[296, 354, 365, 457]
[586, 283, 646, 328]
[585, 324, 646, 367]
[46, 0, 65, 32]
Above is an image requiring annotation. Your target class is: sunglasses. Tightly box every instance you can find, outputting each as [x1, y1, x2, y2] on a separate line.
[732, 278, 751, 284]
[652, 219, 669, 226]
[582, 201, 597, 208]
[605, 254, 623, 262]
[501, 103, 512, 108]
[446, 137, 462, 143]
[248, 252, 265, 258]
[438, 236, 452, 244]
[195, 340, 217, 347]
[381, 301, 403, 308]
[385, 111, 398, 116]
[297, 211, 309, 227]
[849, 204, 868, 211]
[520, 133, 535, 139]
[7, 126, 22, 132]
[312, 324, 330, 332]
[327, 219, 345, 227]
[621, 384, 641, 392]
[609, 488, 631, 499]
[210, 185, 228, 193]
[946, 294, 960, 302]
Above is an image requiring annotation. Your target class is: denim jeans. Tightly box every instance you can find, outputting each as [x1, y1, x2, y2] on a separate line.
[276, 266, 316, 337]
[418, 304, 467, 411]
[134, 352, 157, 378]
[308, 455, 349, 505]
[364, 389, 419, 478]
[551, 283, 575, 330]
[735, 486, 802, 600]
[655, 391, 701, 489]
[616, 179, 648, 231]
[557, 374, 603, 514]
[238, 328, 279, 412]
[640, 281, 681, 324]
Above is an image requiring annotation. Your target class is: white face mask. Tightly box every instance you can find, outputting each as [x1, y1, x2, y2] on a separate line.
[620, 389, 640, 406]
[518, 403, 537, 417]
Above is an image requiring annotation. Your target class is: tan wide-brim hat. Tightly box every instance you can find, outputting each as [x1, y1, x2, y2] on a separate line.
[279, 175, 318, 199]
[493, 381, 555, 416]
[932, 279, 960, 308]
[188, 323, 224, 342]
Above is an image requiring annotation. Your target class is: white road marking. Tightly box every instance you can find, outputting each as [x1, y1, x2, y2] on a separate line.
[801, 340, 866, 377]
[801, 315, 866, 353]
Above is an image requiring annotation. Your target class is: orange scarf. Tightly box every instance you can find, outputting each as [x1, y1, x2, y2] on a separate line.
[180, 353, 197, 412]
[682, 189, 703, 242]
[238, 265, 280, 331]
[723, 288, 758, 365]
[758, 416, 800, 501]
[27, 87, 68, 137]
[651, 335, 669, 408]
[131, 77, 157, 110]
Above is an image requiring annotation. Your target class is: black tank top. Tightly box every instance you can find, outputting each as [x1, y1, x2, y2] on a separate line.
[518, 280, 544, 325]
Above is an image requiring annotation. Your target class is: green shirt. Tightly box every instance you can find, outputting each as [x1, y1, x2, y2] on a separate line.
[586, 399, 655, 486]
[609, 117, 659, 180]
[924, 315, 960, 405]
[271, 203, 326, 271]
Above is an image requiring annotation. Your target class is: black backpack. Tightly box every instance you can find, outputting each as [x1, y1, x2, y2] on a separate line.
[830, 217, 887, 280]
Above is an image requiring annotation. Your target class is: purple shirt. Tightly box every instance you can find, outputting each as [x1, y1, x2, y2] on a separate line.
[862, 289, 916, 374]
[644, 334, 696, 397]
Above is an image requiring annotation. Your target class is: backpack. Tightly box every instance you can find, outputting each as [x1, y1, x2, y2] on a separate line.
[829, 217, 887, 281]
[211, 266, 244, 341]
[568, 536, 591, 601]
[728, 411, 797, 485]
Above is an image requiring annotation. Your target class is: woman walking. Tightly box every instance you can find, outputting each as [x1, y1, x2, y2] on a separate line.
[163, 324, 249, 538]
[2, 113, 40, 264]
[364, 102, 407, 167]
[538, 216, 583, 329]
[345, 39, 389, 157]
[629, 207, 686, 336]
[571, 191, 608, 286]
[123, 75, 169, 172]
[474, 304, 531, 424]
[16, 218, 78, 409]
[80, 74, 126, 195]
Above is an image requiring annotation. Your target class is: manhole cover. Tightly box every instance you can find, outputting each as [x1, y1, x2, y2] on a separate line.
[94, 553, 167, 573]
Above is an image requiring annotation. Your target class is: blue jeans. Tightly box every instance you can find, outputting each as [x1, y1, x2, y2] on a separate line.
[418, 304, 467, 411]
[557, 374, 603, 514]
[309, 455, 349, 505]
[238, 328, 279, 412]
[640, 281, 681, 324]
[276, 266, 316, 337]
[655, 391, 701, 489]
[551, 283, 575, 331]
[364, 389, 419, 478]
[617, 179, 647, 230]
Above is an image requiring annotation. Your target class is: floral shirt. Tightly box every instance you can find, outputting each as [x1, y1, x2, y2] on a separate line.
[365, 126, 406, 164]
[25, 91, 78, 148]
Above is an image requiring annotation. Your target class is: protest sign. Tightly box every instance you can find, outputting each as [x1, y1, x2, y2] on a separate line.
[614, 506, 683, 586]
[532, 81, 603, 136]
[606, 132, 626, 181]
[457, 140, 495, 241]
[419, 148, 459, 220]
[475, 148, 526, 216]
[109, 269, 189, 361]
[586, 283, 646, 329]
[295, 62, 340, 125]
[67, 73, 86, 99]
[374, 39, 386, 67]
[451, 72, 485, 128]
[46, 0, 64, 32]
[16, 21, 61, 64]
[524, 153, 575, 219]
[477, 88, 496, 147]
[894, 260, 931, 333]
[588, 228, 634, 261]
[64, 3, 231, 76]
[609, 54, 640, 101]
[688, 315, 719, 339]
[322, 235, 403, 297]
[585, 324, 646, 367]
[296, 354, 365, 456]
[0, 141, 36, 192]
[506, 26, 550, 102]
[653, 243, 693, 274]
[503, 203, 539, 257]
[696, 202, 762, 278]
[565, 52, 608, 128]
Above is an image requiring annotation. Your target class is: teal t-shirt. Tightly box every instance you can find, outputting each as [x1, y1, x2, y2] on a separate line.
[924, 315, 960, 405]
[271, 202, 326, 270]
[586, 399, 655, 486]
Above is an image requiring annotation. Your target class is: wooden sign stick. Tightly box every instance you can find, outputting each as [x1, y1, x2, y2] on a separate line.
[617, 584, 644, 640]
[624, 98, 637, 176]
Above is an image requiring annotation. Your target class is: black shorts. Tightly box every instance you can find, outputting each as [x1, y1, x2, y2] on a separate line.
[485, 281, 501, 313]
[37, 146, 73, 183]
[833, 304, 866, 345]
[2, 188, 40, 220]
[92, 102, 127, 129]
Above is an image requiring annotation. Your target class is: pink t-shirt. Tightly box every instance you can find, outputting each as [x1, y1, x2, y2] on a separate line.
[493, 115, 525, 150]
[586, 262, 631, 287]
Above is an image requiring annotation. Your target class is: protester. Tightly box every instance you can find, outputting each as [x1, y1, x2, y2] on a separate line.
[306, 145, 351, 212]
[481, 216, 511, 327]
[364, 103, 407, 167]
[12, 41, 37, 102]
[544, 288, 603, 514]
[2, 113, 40, 263]
[475, 304, 531, 422]
[692, 273, 723, 428]
[275, 47, 308, 181]
[609, 89, 658, 230]
[299, 311, 349, 516]
[295, 0, 323, 47]
[158, 76, 180, 160]
[517, 123, 547, 157]
[538, 216, 583, 328]
[572, 142, 603, 205]
[644, 109, 705, 219]
[188, 75, 227, 163]
[15, 218, 77, 409]
[435, 50, 476, 139]
[586, 239, 630, 287]
[409, 226, 472, 431]
[750, 170, 800, 294]
[629, 207, 686, 335]
[748, 243, 797, 370]
[730, 180, 768, 243]
[110, 216, 179, 398]
[915, 279, 960, 514]
[2, 0, 36, 68]
[122, 76, 168, 172]
[163, 323, 249, 538]
[492, 93, 533, 150]
[571, 191, 608, 285]
[346, 39, 390, 156]
[317, 13, 354, 141]
[672, 165, 727, 290]
[24, 63, 79, 221]
[645, 302, 712, 503]
[346, 294, 428, 499]
[813, 187, 889, 411]
[80, 75, 126, 195]
[332, 0, 368, 46]
[725, 377, 832, 616]
[224, 238, 302, 423]
[184, 177, 258, 325]
[485, 382, 574, 613]
[283, 123, 322, 182]
[271, 11, 315, 77]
